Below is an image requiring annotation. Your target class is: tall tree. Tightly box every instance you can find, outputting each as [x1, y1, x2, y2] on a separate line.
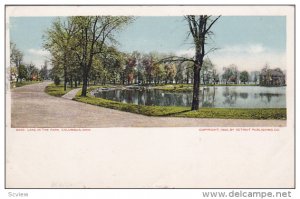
[142, 55, 154, 84]
[26, 63, 39, 81]
[44, 17, 78, 91]
[201, 58, 215, 85]
[125, 55, 137, 84]
[222, 64, 238, 84]
[211, 69, 219, 85]
[18, 64, 28, 81]
[71, 16, 133, 96]
[222, 67, 233, 84]
[160, 16, 220, 110]
[164, 63, 177, 84]
[240, 71, 249, 84]
[40, 60, 49, 80]
[185, 15, 220, 110]
[174, 62, 184, 84]
[100, 46, 125, 85]
[10, 42, 24, 82]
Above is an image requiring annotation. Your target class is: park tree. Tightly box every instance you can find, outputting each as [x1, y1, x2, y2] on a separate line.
[211, 69, 219, 85]
[142, 55, 154, 84]
[10, 42, 24, 82]
[70, 16, 134, 96]
[98, 46, 125, 85]
[125, 55, 137, 84]
[44, 17, 78, 91]
[222, 64, 239, 84]
[164, 63, 177, 84]
[44, 16, 133, 95]
[49, 57, 64, 84]
[18, 64, 28, 81]
[174, 62, 185, 84]
[183, 61, 194, 84]
[136, 54, 146, 84]
[185, 15, 220, 110]
[251, 71, 260, 85]
[10, 66, 17, 81]
[153, 62, 165, 85]
[222, 67, 233, 84]
[26, 63, 39, 81]
[40, 60, 49, 80]
[161, 15, 220, 110]
[201, 58, 215, 85]
[240, 71, 249, 84]
[132, 51, 142, 84]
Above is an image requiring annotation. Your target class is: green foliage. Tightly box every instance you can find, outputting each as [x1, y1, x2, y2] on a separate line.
[40, 61, 49, 80]
[154, 84, 193, 92]
[201, 58, 215, 84]
[44, 16, 134, 96]
[240, 71, 249, 84]
[54, 76, 61, 85]
[45, 83, 73, 97]
[73, 88, 286, 120]
[26, 64, 39, 81]
[10, 42, 23, 69]
[18, 64, 28, 80]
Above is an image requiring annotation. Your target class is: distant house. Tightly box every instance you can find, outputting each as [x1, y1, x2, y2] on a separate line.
[260, 68, 286, 86]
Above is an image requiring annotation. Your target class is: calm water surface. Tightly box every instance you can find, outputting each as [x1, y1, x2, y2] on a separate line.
[92, 86, 286, 108]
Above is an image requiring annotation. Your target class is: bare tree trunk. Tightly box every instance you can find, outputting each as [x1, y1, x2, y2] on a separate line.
[191, 65, 201, 110]
[81, 62, 89, 96]
[70, 76, 73, 88]
[63, 56, 67, 91]
[81, 74, 88, 97]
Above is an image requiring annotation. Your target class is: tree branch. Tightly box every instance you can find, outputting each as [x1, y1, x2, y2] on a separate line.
[204, 15, 221, 34]
[204, 47, 219, 56]
[157, 56, 195, 64]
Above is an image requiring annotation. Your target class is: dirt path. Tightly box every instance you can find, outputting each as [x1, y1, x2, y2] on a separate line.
[10, 82, 286, 128]
[61, 87, 81, 99]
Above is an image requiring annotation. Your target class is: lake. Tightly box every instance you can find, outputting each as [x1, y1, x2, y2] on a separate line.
[92, 86, 286, 108]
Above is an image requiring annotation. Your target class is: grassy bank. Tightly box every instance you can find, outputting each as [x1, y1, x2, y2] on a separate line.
[45, 83, 77, 97]
[73, 87, 286, 120]
[154, 84, 193, 92]
[153, 83, 258, 92]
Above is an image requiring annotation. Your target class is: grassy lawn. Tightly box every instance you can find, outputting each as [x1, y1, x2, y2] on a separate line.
[174, 108, 286, 120]
[11, 81, 42, 88]
[153, 84, 193, 92]
[73, 87, 286, 120]
[153, 83, 258, 92]
[45, 83, 77, 97]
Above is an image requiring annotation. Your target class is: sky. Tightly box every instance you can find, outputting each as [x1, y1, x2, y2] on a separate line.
[9, 16, 286, 72]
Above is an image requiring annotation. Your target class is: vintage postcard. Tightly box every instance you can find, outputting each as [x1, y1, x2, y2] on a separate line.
[5, 5, 295, 188]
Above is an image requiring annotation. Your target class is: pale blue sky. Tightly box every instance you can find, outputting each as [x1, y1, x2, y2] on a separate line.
[9, 16, 286, 71]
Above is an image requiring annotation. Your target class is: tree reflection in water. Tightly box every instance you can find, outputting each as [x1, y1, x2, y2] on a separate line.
[222, 87, 238, 107]
[259, 93, 282, 103]
[93, 86, 286, 108]
[200, 87, 216, 107]
[239, 93, 249, 99]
